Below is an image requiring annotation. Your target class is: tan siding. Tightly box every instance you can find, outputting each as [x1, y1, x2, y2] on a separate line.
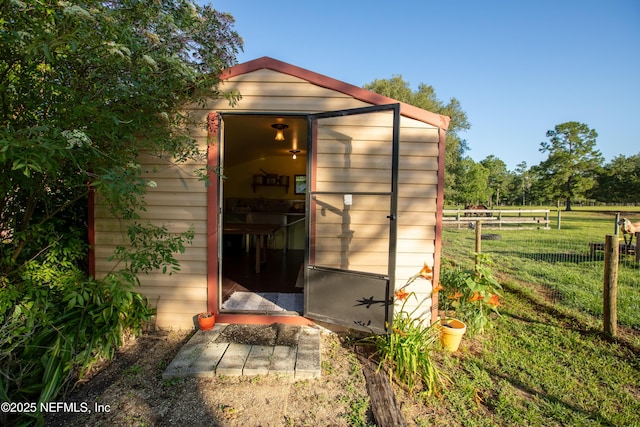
[139, 281, 207, 300]
[193, 70, 372, 113]
[223, 69, 324, 84]
[94, 247, 207, 262]
[312, 252, 388, 275]
[401, 141, 440, 157]
[393, 116, 439, 318]
[316, 168, 393, 183]
[399, 156, 439, 171]
[141, 192, 207, 207]
[94, 220, 206, 235]
[397, 226, 436, 240]
[217, 80, 354, 99]
[398, 173, 439, 185]
[138, 273, 208, 328]
[94, 147, 209, 329]
[397, 184, 438, 199]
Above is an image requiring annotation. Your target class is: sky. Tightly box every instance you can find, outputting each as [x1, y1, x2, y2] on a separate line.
[208, 0, 639, 171]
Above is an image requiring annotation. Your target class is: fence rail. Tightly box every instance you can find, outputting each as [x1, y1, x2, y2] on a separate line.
[443, 209, 550, 229]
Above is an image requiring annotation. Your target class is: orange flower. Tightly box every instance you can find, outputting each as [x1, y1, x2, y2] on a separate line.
[393, 327, 407, 337]
[487, 294, 501, 307]
[395, 289, 409, 301]
[432, 283, 444, 294]
[448, 291, 463, 300]
[469, 292, 483, 302]
[419, 263, 433, 280]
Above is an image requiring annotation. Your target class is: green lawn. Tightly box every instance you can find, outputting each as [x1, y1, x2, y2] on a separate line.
[422, 284, 640, 426]
[414, 208, 640, 426]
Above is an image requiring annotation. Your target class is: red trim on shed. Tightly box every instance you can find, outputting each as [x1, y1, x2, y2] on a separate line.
[88, 183, 95, 279]
[431, 127, 447, 324]
[215, 313, 314, 326]
[206, 113, 220, 315]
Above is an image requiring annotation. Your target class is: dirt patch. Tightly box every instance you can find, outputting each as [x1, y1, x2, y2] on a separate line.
[43, 327, 384, 426]
[214, 323, 300, 347]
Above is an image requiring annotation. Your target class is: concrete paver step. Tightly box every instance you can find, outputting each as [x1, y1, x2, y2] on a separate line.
[162, 324, 321, 380]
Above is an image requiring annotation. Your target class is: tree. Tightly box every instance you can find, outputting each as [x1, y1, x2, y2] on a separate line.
[539, 122, 603, 210]
[1, 1, 241, 256]
[480, 155, 508, 206]
[455, 158, 490, 205]
[589, 153, 640, 203]
[363, 75, 471, 199]
[513, 161, 531, 205]
[0, 0, 242, 413]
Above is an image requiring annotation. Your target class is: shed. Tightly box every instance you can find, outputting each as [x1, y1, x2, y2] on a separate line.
[91, 57, 450, 332]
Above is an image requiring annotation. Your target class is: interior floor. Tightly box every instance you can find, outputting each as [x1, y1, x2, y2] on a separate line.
[221, 247, 304, 304]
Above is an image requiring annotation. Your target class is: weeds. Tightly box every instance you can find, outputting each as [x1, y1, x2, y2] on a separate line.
[339, 347, 373, 426]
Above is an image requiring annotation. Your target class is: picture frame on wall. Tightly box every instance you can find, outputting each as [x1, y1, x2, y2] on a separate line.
[294, 175, 306, 195]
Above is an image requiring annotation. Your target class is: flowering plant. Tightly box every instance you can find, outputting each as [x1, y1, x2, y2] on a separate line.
[438, 254, 502, 336]
[366, 263, 448, 397]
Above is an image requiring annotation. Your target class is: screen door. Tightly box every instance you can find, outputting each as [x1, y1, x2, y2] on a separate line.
[304, 104, 400, 333]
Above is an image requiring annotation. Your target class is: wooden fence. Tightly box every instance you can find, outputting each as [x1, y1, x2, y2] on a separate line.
[443, 209, 550, 229]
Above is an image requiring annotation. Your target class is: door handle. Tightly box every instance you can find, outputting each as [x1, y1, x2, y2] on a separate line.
[387, 214, 396, 220]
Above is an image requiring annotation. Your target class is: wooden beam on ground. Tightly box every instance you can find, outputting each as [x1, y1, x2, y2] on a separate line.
[356, 346, 408, 427]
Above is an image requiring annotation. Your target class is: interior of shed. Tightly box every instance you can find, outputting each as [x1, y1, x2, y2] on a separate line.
[220, 115, 307, 314]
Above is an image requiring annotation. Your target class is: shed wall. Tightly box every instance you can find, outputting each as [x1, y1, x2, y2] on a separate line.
[93, 69, 440, 328]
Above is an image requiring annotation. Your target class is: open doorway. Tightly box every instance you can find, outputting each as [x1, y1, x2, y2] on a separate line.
[219, 114, 307, 314]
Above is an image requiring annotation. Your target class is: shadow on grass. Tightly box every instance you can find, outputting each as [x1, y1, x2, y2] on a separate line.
[472, 358, 619, 427]
[502, 281, 640, 356]
[519, 251, 602, 264]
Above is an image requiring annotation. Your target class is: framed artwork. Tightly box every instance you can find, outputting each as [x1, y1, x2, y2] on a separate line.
[294, 175, 306, 195]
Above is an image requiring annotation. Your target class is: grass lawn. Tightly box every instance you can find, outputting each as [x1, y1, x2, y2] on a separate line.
[421, 283, 640, 426]
[417, 208, 640, 426]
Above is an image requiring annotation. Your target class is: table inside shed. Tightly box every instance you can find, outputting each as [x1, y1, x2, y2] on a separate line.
[223, 223, 281, 273]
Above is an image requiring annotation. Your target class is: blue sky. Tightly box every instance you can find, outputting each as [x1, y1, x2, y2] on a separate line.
[209, 0, 639, 171]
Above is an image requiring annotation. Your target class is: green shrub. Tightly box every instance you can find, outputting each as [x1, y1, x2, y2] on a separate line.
[0, 224, 164, 425]
[438, 255, 502, 336]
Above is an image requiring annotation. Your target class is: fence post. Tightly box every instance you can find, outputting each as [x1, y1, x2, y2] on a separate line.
[636, 232, 640, 263]
[545, 210, 549, 229]
[603, 234, 619, 338]
[614, 212, 620, 236]
[475, 220, 482, 268]
[557, 210, 561, 230]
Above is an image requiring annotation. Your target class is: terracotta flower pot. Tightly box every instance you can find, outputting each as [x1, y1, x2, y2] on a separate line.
[197, 312, 215, 331]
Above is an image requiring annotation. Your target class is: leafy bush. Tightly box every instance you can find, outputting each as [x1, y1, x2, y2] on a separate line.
[438, 255, 502, 336]
[0, 225, 158, 425]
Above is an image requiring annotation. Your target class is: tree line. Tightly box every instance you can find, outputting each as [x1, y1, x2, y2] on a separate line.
[365, 78, 640, 210]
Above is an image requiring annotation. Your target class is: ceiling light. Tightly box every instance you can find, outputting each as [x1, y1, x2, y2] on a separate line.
[289, 149, 300, 160]
[271, 123, 289, 141]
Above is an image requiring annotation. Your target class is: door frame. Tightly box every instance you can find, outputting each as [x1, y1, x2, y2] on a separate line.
[207, 112, 313, 326]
